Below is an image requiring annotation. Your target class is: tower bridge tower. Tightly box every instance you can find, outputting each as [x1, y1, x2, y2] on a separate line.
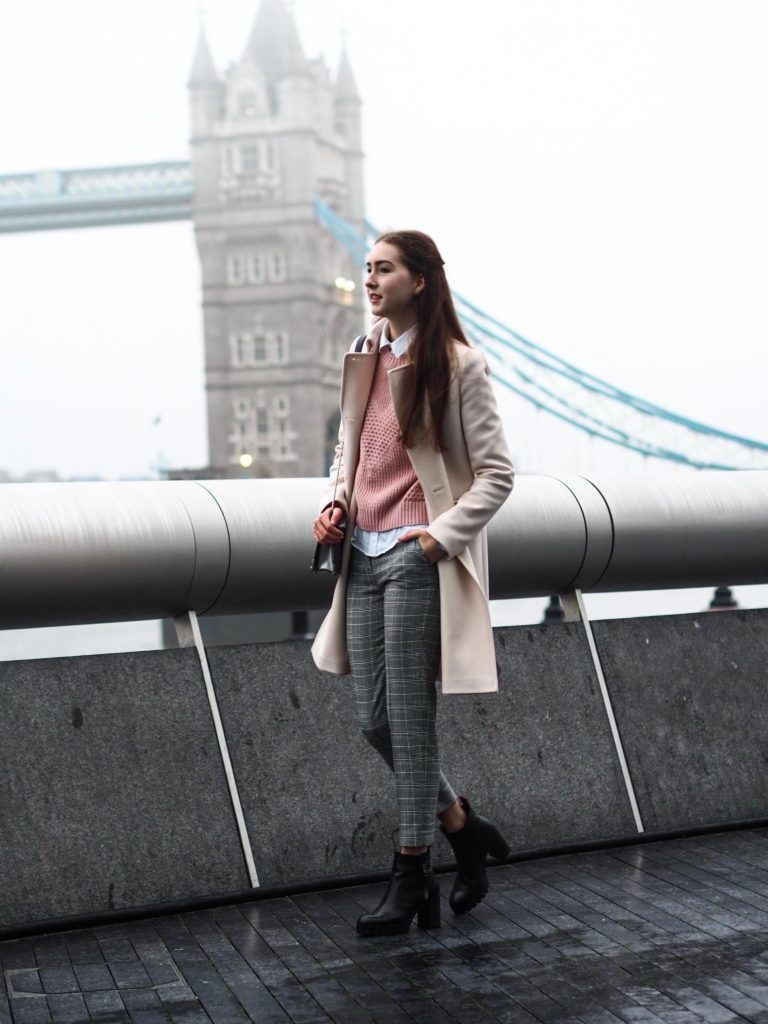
[188, 0, 365, 478]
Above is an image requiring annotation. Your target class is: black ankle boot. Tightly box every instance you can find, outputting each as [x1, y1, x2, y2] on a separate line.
[356, 850, 441, 937]
[442, 797, 510, 915]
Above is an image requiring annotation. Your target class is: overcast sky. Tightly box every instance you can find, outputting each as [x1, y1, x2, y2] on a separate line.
[0, 0, 766, 482]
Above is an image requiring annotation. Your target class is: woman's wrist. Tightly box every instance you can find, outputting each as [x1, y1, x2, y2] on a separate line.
[420, 533, 447, 561]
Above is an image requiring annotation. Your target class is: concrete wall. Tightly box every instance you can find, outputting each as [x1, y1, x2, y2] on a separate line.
[1, 609, 767, 931]
[0, 649, 248, 929]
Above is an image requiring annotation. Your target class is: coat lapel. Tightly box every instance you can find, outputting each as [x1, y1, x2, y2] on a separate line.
[340, 346, 378, 501]
[387, 364, 454, 518]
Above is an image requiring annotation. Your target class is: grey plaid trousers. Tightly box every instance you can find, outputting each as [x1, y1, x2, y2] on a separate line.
[346, 539, 458, 846]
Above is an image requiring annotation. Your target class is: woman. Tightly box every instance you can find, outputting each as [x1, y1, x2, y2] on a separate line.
[312, 230, 514, 937]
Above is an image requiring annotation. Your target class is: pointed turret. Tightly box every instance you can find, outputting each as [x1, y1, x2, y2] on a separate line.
[189, 24, 219, 85]
[335, 43, 360, 103]
[334, 39, 363, 163]
[244, 0, 308, 80]
[188, 20, 223, 173]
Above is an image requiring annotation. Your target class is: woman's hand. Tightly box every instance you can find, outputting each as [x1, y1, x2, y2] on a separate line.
[313, 505, 345, 544]
[398, 529, 446, 563]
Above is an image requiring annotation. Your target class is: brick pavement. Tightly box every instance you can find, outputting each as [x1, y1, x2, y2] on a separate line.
[4, 828, 768, 1022]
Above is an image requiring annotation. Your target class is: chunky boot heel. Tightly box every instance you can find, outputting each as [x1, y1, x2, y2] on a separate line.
[442, 797, 511, 916]
[486, 827, 512, 863]
[357, 851, 441, 937]
[417, 884, 441, 930]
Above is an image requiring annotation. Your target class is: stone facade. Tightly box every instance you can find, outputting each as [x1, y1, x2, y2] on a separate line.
[188, 0, 365, 478]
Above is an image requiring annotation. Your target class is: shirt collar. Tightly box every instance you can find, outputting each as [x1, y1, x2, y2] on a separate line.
[380, 322, 417, 358]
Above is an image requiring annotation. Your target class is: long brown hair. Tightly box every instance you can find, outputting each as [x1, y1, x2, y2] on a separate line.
[376, 230, 469, 450]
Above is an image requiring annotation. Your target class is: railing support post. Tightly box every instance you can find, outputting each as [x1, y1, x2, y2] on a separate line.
[561, 590, 645, 834]
[173, 610, 260, 887]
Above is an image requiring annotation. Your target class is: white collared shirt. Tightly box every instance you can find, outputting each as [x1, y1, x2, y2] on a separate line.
[351, 322, 429, 557]
[383, 321, 417, 358]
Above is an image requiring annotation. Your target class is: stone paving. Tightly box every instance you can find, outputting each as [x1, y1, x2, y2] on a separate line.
[4, 828, 768, 1022]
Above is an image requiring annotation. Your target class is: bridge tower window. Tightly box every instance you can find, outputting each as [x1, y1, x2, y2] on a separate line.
[268, 251, 287, 282]
[227, 250, 286, 286]
[269, 332, 288, 363]
[235, 334, 252, 365]
[247, 254, 265, 283]
[253, 334, 267, 362]
[227, 254, 246, 285]
[230, 326, 289, 367]
[240, 145, 262, 175]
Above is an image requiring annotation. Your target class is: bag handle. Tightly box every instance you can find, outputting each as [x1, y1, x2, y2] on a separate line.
[329, 333, 367, 510]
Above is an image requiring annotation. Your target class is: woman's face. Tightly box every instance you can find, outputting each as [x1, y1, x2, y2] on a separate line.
[365, 240, 424, 322]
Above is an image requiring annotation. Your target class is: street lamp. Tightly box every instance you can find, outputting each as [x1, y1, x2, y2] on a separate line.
[334, 276, 356, 305]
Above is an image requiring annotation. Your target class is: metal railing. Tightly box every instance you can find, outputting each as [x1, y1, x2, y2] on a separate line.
[1, 472, 767, 630]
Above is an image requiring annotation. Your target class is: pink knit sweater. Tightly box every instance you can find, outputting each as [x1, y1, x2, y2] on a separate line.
[354, 348, 428, 531]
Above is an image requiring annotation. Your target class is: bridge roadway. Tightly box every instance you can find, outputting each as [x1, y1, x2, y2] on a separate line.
[3, 827, 768, 1023]
[0, 162, 193, 232]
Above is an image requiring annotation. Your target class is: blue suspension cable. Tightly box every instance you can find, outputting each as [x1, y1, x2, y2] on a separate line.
[315, 198, 767, 467]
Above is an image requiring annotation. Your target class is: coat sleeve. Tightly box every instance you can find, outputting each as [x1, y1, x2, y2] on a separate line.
[426, 348, 514, 558]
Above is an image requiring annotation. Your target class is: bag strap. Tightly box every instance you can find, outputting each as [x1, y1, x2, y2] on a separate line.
[330, 333, 367, 508]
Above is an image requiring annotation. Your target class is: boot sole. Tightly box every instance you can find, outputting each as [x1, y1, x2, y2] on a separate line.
[450, 883, 489, 916]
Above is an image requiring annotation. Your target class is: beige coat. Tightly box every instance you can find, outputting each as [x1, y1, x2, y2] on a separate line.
[311, 320, 515, 694]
